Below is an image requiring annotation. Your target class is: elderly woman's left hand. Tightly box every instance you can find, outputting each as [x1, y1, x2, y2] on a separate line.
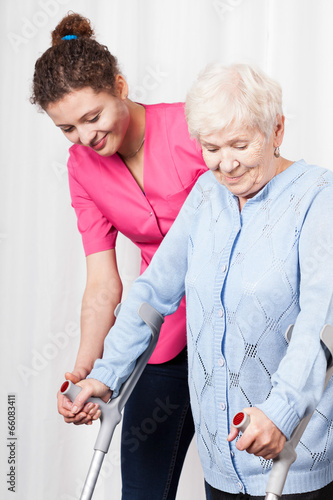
[227, 407, 286, 460]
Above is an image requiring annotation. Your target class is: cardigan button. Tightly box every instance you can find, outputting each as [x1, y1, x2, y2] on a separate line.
[218, 309, 224, 317]
[218, 358, 225, 367]
[221, 264, 227, 272]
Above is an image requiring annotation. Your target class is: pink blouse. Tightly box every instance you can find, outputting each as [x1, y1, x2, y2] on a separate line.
[67, 102, 207, 363]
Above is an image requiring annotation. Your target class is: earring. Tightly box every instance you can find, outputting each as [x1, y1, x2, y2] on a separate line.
[124, 94, 128, 99]
[274, 146, 280, 158]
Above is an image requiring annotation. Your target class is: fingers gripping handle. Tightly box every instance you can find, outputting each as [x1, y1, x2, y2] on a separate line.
[60, 380, 102, 407]
[232, 409, 297, 500]
[60, 379, 122, 455]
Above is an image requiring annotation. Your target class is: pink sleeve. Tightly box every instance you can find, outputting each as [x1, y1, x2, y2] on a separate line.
[67, 157, 118, 256]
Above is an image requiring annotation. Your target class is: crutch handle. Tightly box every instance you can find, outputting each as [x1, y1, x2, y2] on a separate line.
[60, 380, 109, 409]
[232, 411, 250, 433]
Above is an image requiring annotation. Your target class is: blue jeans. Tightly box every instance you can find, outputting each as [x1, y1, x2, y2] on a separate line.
[121, 347, 212, 500]
[207, 481, 333, 499]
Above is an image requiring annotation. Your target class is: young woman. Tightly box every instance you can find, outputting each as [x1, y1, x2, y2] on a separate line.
[31, 12, 209, 500]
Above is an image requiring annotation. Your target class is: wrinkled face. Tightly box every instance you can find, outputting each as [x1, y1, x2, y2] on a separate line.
[46, 87, 130, 157]
[200, 124, 278, 208]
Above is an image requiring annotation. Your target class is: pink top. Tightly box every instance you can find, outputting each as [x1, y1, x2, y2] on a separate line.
[67, 102, 207, 363]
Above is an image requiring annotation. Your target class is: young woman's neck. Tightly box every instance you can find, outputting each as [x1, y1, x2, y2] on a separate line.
[118, 100, 145, 159]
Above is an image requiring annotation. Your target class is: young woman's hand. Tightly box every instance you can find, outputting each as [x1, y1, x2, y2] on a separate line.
[227, 407, 286, 460]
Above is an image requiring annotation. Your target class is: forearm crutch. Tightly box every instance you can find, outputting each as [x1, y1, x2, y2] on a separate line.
[233, 324, 333, 500]
[60, 302, 164, 500]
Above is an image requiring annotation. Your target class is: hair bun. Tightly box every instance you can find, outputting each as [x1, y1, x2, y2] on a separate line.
[51, 12, 94, 46]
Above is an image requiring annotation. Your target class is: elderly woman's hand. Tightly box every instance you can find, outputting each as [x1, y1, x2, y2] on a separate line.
[227, 407, 286, 460]
[69, 378, 112, 417]
[57, 371, 103, 425]
[57, 374, 112, 425]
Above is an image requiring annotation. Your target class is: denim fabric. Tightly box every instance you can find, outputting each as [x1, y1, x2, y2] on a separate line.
[208, 481, 333, 500]
[121, 348, 212, 500]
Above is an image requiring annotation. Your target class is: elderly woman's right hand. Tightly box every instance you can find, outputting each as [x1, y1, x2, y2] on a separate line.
[57, 370, 101, 425]
[228, 407, 286, 460]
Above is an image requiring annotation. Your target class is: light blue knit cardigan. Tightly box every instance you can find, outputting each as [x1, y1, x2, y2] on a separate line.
[89, 160, 333, 495]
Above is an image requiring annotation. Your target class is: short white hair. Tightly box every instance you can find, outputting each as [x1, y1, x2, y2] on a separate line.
[185, 63, 283, 140]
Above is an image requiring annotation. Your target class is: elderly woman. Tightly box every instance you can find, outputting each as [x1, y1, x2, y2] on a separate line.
[68, 64, 333, 499]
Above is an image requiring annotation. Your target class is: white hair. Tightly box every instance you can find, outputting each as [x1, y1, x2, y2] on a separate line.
[185, 63, 283, 140]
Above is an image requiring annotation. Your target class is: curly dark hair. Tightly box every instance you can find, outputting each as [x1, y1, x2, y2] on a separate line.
[31, 13, 120, 110]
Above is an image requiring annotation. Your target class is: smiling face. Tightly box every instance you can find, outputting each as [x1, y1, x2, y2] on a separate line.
[200, 117, 285, 209]
[46, 83, 130, 157]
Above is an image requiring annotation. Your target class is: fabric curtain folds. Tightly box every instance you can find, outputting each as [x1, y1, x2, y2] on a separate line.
[1, 1, 332, 499]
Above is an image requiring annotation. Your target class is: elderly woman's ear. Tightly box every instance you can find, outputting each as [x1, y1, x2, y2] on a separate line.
[273, 114, 285, 149]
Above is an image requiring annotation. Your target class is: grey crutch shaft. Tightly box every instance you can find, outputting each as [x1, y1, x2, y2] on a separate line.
[80, 451, 105, 500]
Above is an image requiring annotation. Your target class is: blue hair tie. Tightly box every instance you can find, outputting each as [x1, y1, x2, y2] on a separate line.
[62, 35, 78, 41]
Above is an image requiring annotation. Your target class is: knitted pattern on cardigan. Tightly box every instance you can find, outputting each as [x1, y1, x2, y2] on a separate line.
[89, 160, 333, 495]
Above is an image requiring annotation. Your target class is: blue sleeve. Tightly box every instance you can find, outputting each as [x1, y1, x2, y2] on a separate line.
[257, 185, 333, 439]
[87, 178, 204, 395]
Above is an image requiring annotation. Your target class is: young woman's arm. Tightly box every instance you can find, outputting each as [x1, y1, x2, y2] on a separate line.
[57, 249, 122, 424]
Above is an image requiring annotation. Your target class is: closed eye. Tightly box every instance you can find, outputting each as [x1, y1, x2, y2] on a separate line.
[87, 113, 100, 123]
[62, 126, 74, 133]
[61, 113, 100, 133]
[203, 146, 219, 153]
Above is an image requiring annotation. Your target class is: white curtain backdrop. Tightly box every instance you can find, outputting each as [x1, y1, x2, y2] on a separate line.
[1, 1, 333, 499]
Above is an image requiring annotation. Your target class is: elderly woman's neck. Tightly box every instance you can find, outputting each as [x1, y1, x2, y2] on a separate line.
[275, 157, 294, 176]
[238, 157, 294, 211]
